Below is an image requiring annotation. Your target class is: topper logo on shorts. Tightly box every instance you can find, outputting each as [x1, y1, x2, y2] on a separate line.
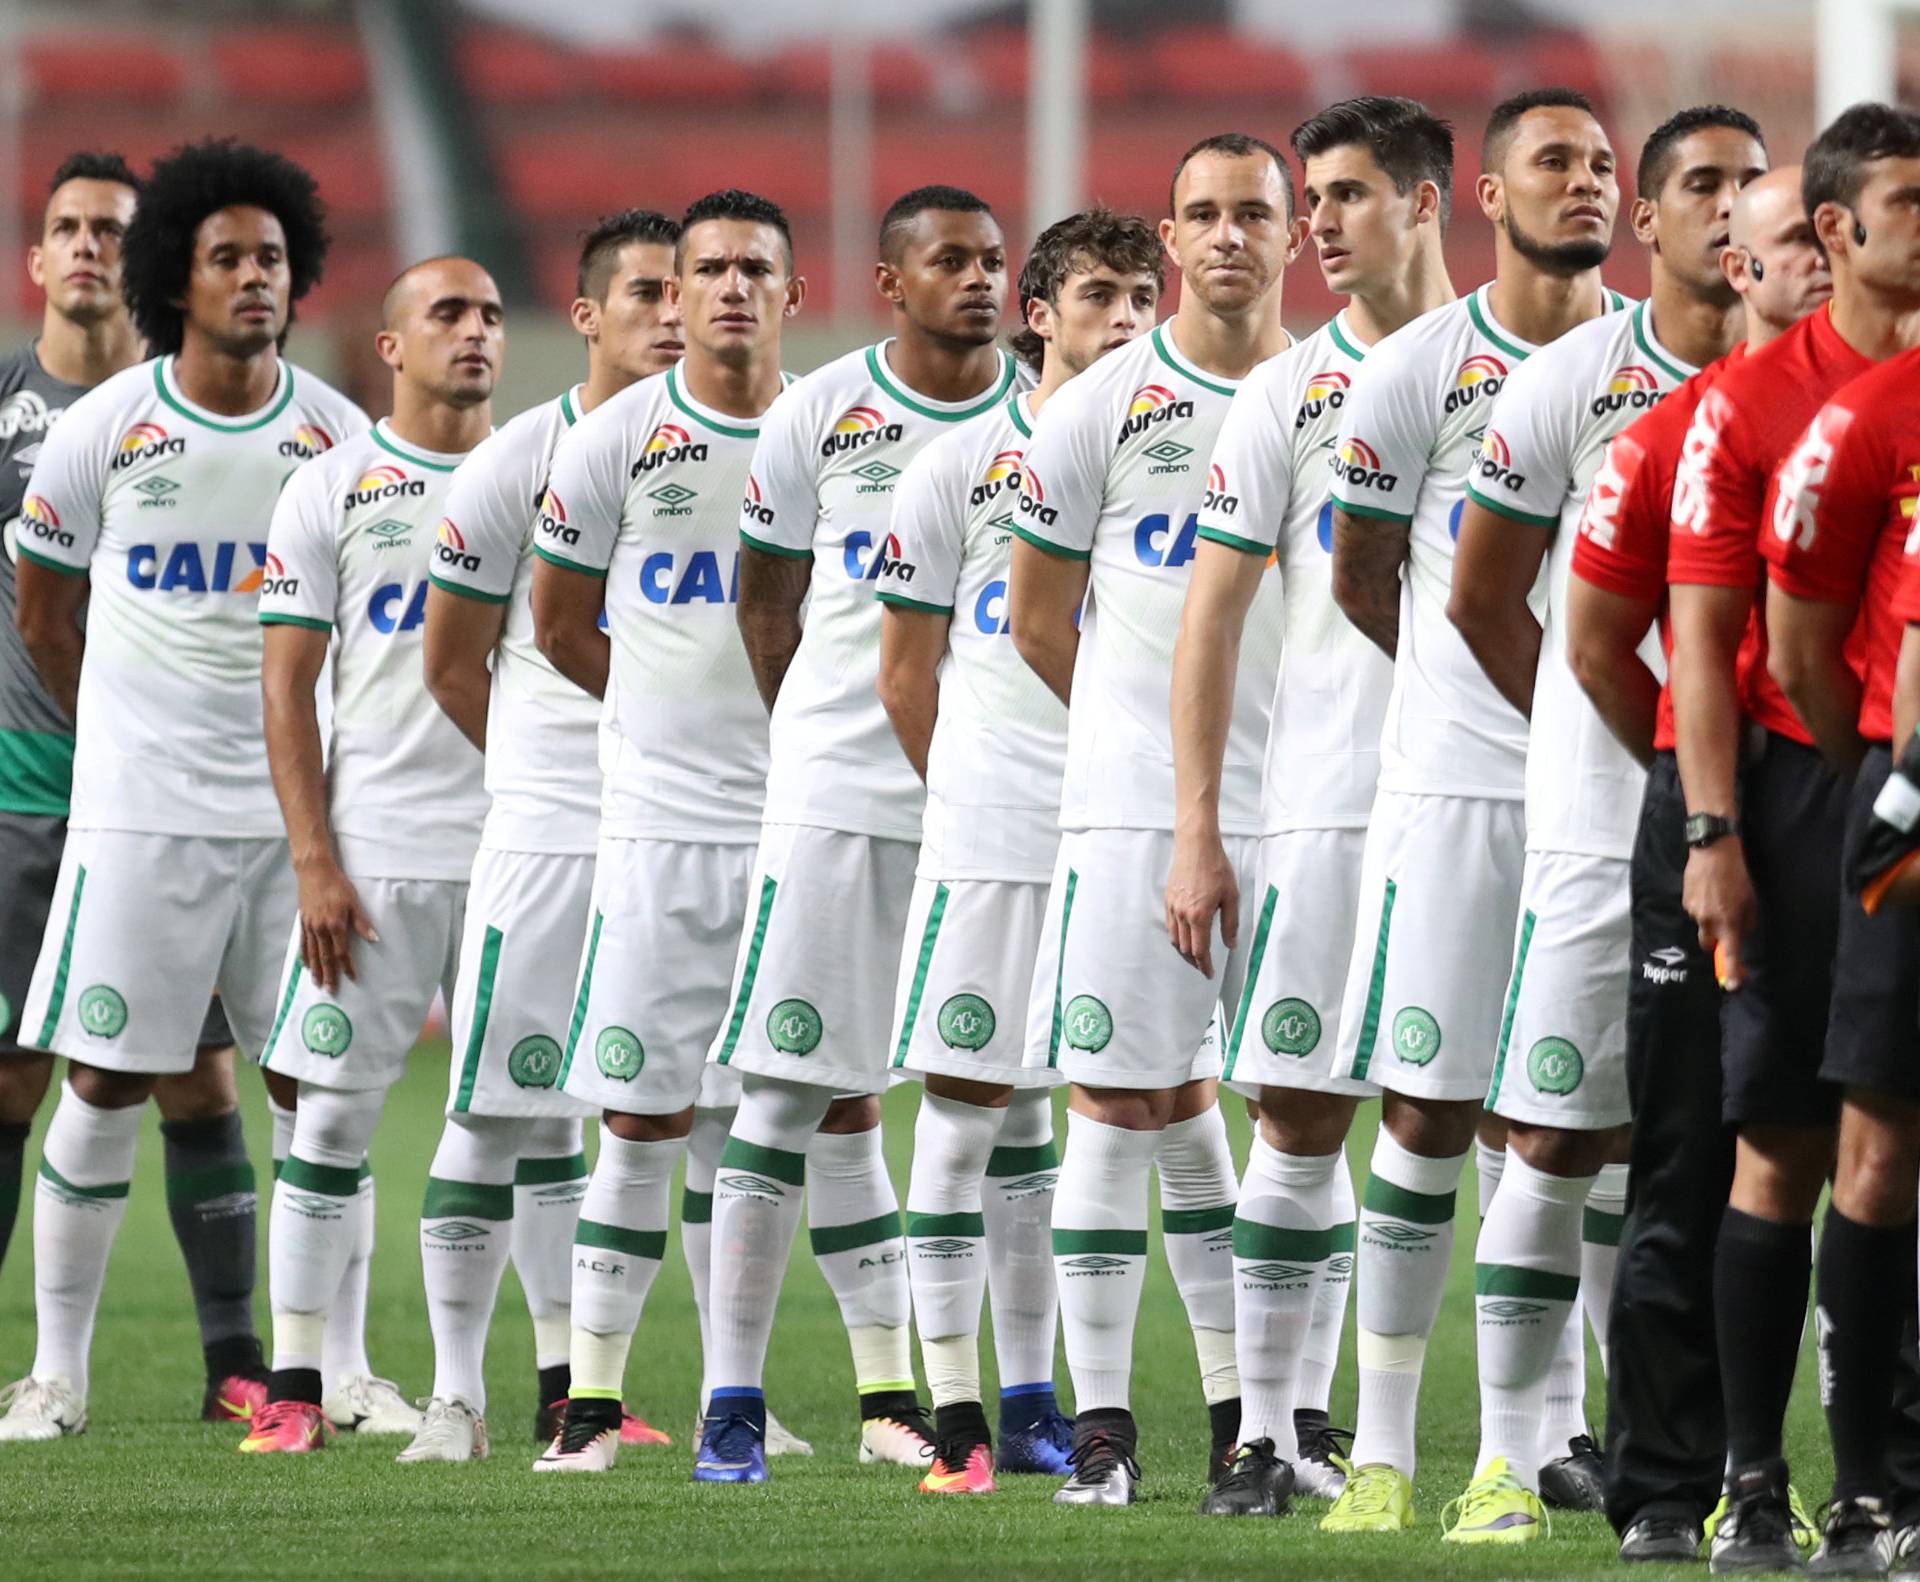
[595, 1026, 644, 1081]
[344, 464, 425, 510]
[1472, 430, 1527, 493]
[1527, 1036, 1585, 1095]
[535, 487, 575, 545]
[937, 994, 996, 1052]
[1296, 369, 1350, 430]
[842, 529, 914, 583]
[823, 405, 903, 457]
[1017, 464, 1058, 528]
[767, 998, 823, 1055]
[1330, 438, 1399, 492]
[1444, 353, 1507, 414]
[111, 421, 185, 471]
[18, 494, 73, 550]
[1391, 1006, 1440, 1065]
[1592, 364, 1664, 418]
[640, 548, 739, 605]
[1202, 463, 1239, 517]
[278, 422, 336, 460]
[970, 450, 1023, 507]
[302, 1004, 352, 1057]
[742, 473, 775, 527]
[1118, 383, 1194, 443]
[508, 1035, 561, 1089]
[1062, 995, 1113, 1053]
[1262, 998, 1321, 1057]
[259, 551, 298, 598]
[631, 421, 710, 477]
[126, 539, 268, 593]
[77, 984, 127, 1039]
[435, 518, 481, 572]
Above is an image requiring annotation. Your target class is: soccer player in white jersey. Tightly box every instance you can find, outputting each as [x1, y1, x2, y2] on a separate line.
[523, 189, 804, 1474]
[1441, 107, 1762, 1542]
[1008, 133, 1304, 1507]
[407, 209, 684, 1463]
[0, 141, 366, 1443]
[698, 186, 1018, 1484]
[1168, 97, 1457, 1516]
[238, 256, 501, 1455]
[1314, 89, 1624, 1531]
[876, 207, 1163, 1495]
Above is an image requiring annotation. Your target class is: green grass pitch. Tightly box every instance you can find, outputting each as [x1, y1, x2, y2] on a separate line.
[0, 1043, 1831, 1580]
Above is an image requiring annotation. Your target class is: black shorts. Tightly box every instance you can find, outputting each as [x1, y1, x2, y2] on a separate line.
[0, 808, 231, 1058]
[1721, 732, 1847, 1127]
[1823, 743, 1920, 1101]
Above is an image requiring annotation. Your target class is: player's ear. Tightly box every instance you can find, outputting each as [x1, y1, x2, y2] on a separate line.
[1414, 179, 1442, 229]
[1811, 201, 1852, 261]
[783, 275, 808, 318]
[1475, 171, 1504, 225]
[1157, 216, 1179, 268]
[568, 296, 599, 339]
[1629, 195, 1659, 248]
[1721, 243, 1748, 297]
[874, 258, 904, 308]
[26, 244, 45, 289]
[372, 327, 403, 371]
[1026, 294, 1053, 346]
[1285, 214, 1311, 265]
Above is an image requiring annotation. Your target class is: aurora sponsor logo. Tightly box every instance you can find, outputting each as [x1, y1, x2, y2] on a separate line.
[969, 449, 1023, 507]
[630, 421, 710, 476]
[1118, 383, 1193, 443]
[741, 473, 775, 527]
[1329, 438, 1399, 491]
[278, 422, 336, 460]
[343, 464, 425, 510]
[1591, 363, 1665, 418]
[17, 493, 72, 549]
[535, 488, 575, 545]
[434, 519, 481, 572]
[1444, 353, 1507, 414]
[1295, 369, 1350, 429]
[1202, 462, 1239, 516]
[258, 551, 298, 598]
[111, 421, 185, 471]
[1017, 464, 1058, 527]
[821, 404, 903, 456]
[1471, 430, 1527, 493]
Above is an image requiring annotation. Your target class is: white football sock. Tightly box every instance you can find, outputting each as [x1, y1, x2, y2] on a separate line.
[1157, 1105, 1239, 1405]
[704, 1077, 830, 1399]
[321, 1168, 374, 1390]
[272, 1084, 386, 1380]
[983, 1088, 1059, 1394]
[512, 1116, 587, 1370]
[420, 1113, 519, 1413]
[1233, 1135, 1341, 1456]
[809, 1122, 912, 1397]
[570, 1126, 684, 1399]
[29, 1087, 141, 1397]
[1476, 1149, 1591, 1486]
[1352, 1125, 1467, 1477]
[268, 1096, 296, 1175]
[683, 1105, 730, 1408]
[1296, 1152, 1356, 1417]
[905, 1091, 1001, 1407]
[1475, 1136, 1505, 1216]
[1052, 1110, 1159, 1413]
[1582, 1161, 1628, 1373]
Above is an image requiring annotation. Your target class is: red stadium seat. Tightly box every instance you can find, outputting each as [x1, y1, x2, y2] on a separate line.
[1342, 41, 1500, 103]
[769, 42, 934, 105]
[586, 42, 757, 106]
[965, 25, 1139, 104]
[457, 26, 578, 104]
[25, 36, 186, 102]
[1155, 26, 1312, 102]
[212, 27, 367, 108]
[1511, 33, 1610, 102]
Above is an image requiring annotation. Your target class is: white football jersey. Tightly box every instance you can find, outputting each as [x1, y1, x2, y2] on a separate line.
[260, 422, 487, 879]
[875, 390, 1064, 881]
[1196, 311, 1391, 833]
[432, 386, 601, 855]
[744, 340, 1019, 841]
[540, 361, 780, 843]
[1013, 320, 1284, 836]
[1330, 282, 1628, 799]
[1467, 300, 1688, 859]
[17, 354, 366, 837]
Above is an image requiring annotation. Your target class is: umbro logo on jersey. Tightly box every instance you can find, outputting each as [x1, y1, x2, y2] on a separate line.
[1444, 354, 1507, 414]
[648, 481, 698, 517]
[1642, 945, 1690, 985]
[18, 494, 73, 548]
[343, 464, 425, 509]
[278, 422, 336, 460]
[822, 404, 903, 456]
[1472, 431, 1528, 494]
[1330, 439, 1399, 491]
[1018, 465, 1058, 527]
[133, 475, 179, 508]
[434, 519, 481, 572]
[1118, 383, 1194, 443]
[970, 450, 1023, 507]
[365, 517, 412, 548]
[1203, 463, 1240, 516]
[1592, 365, 1665, 418]
[630, 422, 710, 476]
[852, 459, 901, 494]
[259, 551, 298, 598]
[1295, 370, 1350, 430]
[111, 421, 186, 471]
[742, 473, 775, 526]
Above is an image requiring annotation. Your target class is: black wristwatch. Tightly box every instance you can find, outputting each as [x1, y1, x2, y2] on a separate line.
[1685, 812, 1740, 849]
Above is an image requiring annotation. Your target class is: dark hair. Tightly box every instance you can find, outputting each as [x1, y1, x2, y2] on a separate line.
[576, 208, 680, 301]
[879, 185, 993, 260]
[48, 151, 140, 199]
[1803, 102, 1920, 225]
[1636, 104, 1766, 199]
[1291, 96, 1455, 232]
[677, 188, 793, 272]
[1482, 87, 1599, 171]
[1009, 206, 1163, 370]
[1169, 132, 1295, 222]
[121, 138, 327, 355]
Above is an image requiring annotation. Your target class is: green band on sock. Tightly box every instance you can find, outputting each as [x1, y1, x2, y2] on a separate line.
[1232, 1218, 1339, 1261]
[1363, 1175, 1456, 1225]
[422, 1177, 513, 1221]
[1051, 1227, 1147, 1257]
[1583, 1206, 1625, 1247]
[1330, 1218, 1357, 1253]
[515, 1152, 588, 1187]
[809, 1211, 902, 1256]
[1475, 1262, 1581, 1303]
[279, 1156, 361, 1199]
[719, 1136, 806, 1186]
[576, 1218, 665, 1261]
[682, 1188, 713, 1225]
[271, 1158, 283, 1181]
[569, 1387, 622, 1402]
[906, 1211, 984, 1239]
[165, 1160, 255, 1205]
[985, 1142, 1059, 1177]
[38, 1157, 129, 1201]
[1162, 1202, 1236, 1236]
[358, 1158, 372, 1182]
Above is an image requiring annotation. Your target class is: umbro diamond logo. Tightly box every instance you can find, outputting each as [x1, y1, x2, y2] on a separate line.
[999, 1173, 1057, 1194]
[283, 1192, 342, 1217]
[532, 1183, 588, 1204]
[424, 1220, 488, 1242]
[1481, 1299, 1548, 1320]
[1063, 1255, 1129, 1272]
[722, 1172, 785, 1198]
[1241, 1262, 1312, 1283]
[1367, 1222, 1435, 1245]
[915, 1238, 975, 1256]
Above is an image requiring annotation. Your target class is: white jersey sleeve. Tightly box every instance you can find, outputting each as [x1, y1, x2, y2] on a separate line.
[1462, 337, 1590, 530]
[258, 461, 340, 630]
[875, 441, 965, 612]
[539, 395, 629, 579]
[12, 378, 111, 574]
[1328, 328, 1433, 525]
[434, 420, 542, 604]
[1196, 358, 1292, 556]
[738, 382, 820, 561]
[1012, 368, 1111, 561]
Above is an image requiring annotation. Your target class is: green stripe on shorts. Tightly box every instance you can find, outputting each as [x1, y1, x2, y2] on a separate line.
[555, 910, 604, 1088]
[714, 876, 777, 1066]
[1346, 878, 1397, 1083]
[35, 863, 87, 1049]
[890, 883, 949, 1068]
[1224, 884, 1279, 1079]
[1485, 909, 1536, 1112]
[453, 925, 504, 1113]
[259, 958, 305, 1070]
[1046, 868, 1078, 1067]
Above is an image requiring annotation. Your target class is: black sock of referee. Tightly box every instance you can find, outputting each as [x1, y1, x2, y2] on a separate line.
[1715, 1205, 1812, 1473]
[0, 1119, 30, 1272]
[1819, 1205, 1915, 1504]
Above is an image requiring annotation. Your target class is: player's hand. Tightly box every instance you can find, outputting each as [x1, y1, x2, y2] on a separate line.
[1165, 826, 1237, 979]
[296, 860, 379, 993]
[1683, 839, 1755, 990]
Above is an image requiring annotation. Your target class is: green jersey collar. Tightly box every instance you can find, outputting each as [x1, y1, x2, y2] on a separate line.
[865, 340, 1016, 421]
[154, 355, 295, 432]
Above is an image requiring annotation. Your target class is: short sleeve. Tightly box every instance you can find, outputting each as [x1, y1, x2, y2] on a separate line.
[434, 427, 535, 601]
[1197, 372, 1290, 558]
[15, 393, 108, 576]
[739, 384, 819, 559]
[1572, 421, 1670, 602]
[876, 442, 962, 613]
[1667, 384, 1763, 588]
[1329, 334, 1430, 524]
[536, 408, 627, 578]
[259, 462, 340, 631]
[1462, 350, 1578, 530]
[1893, 530, 1920, 623]
[1762, 399, 1883, 603]
[1013, 377, 1108, 560]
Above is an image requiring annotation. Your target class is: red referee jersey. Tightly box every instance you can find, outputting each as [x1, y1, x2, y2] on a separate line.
[1762, 345, 1920, 743]
[1667, 305, 1874, 743]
